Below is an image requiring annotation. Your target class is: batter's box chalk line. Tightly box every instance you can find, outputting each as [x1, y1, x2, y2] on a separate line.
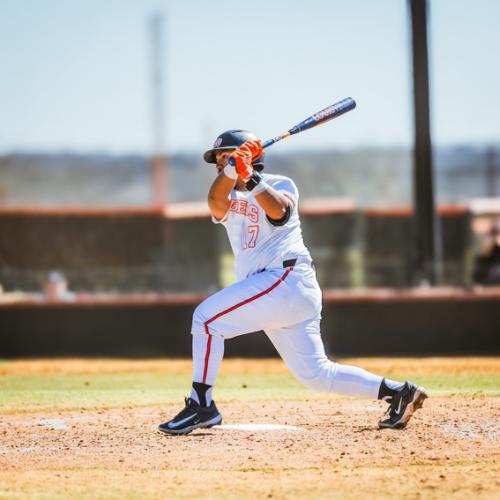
[216, 423, 306, 432]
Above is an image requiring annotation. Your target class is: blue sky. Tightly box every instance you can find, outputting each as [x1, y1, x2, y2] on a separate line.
[0, 0, 498, 154]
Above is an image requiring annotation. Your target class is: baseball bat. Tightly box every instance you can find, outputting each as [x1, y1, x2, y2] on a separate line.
[262, 97, 356, 149]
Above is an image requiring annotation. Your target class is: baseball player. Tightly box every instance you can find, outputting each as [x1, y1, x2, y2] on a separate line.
[159, 130, 427, 435]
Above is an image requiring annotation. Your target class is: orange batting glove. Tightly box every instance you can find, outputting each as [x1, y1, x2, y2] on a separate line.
[228, 149, 253, 181]
[228, 140, 263, 181]
[239, 140, 263, 162]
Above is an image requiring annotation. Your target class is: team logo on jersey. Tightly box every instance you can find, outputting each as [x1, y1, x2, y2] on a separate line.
[213, 138, 223, 148]
[230, 200, 259, 223]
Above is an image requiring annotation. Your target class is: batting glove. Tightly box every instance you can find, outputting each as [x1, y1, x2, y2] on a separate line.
[228, 149, 254, 182]
[239, 140, 263, 162]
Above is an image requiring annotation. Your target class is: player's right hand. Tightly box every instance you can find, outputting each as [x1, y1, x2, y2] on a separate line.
[240, 140, 263, 161]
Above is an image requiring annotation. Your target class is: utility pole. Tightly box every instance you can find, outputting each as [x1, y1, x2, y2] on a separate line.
[485, 147, 497, 198]
[150, 12, 168, 206]
[408, 0, 441, 285]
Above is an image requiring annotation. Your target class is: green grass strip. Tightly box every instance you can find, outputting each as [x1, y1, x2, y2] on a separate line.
[0, 372, 498, 413]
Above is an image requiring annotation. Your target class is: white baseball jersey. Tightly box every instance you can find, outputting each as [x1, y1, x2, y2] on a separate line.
[189, 171, 384, 403]
[214, 173, 312, 281]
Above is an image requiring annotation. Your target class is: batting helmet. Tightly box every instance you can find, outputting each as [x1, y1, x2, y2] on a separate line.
[203, 129, 265, 171]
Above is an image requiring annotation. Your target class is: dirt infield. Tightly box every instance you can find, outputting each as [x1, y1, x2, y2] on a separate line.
[1, 358, 499, 498]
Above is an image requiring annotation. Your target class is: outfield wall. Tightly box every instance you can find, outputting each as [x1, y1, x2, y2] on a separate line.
[1, 203, 496, 357]
[1, 288, 498, 357]
[0, 202, 473, 292]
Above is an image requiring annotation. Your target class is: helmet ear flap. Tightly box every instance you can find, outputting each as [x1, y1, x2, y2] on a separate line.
[252, 153, 265, 172]
[253, 162, 264, 172]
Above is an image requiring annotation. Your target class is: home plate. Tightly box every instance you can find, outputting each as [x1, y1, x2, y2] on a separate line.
[216, 423, 306, 432]
[37, 419, 70, 430]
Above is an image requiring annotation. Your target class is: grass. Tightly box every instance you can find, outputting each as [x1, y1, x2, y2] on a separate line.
[1, 364, 499, 413]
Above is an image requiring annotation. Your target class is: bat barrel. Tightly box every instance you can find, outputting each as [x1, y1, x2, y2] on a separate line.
[289, 97, 356, 135]
[262, 97, 356, 149]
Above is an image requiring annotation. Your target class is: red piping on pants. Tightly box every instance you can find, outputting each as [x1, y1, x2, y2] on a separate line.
[202, 267, 292, 384]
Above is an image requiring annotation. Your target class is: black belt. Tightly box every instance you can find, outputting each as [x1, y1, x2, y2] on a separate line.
[283, 258, 315, 270]
[256, 258, 308, 274]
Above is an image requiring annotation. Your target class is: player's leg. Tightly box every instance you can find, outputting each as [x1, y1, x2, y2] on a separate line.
[188, 267, 295, 399]
[159, 267, 297, 435]
[266, 317, 384, 398]
[266, 317, 427, 429]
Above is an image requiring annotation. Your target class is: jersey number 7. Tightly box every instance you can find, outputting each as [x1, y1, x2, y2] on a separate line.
[243, 225, 259, 249]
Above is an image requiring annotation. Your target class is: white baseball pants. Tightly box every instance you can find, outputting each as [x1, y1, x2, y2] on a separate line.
[190, 262, 383, 399]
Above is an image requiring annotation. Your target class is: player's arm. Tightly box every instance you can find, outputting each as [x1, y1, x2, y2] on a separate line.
[207, 171, 235, 221]
[229, 140, 295, 224]
[254, 187, 293, 223]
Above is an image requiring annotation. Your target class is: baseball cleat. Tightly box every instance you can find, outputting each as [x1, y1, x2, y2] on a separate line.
[158, 397, 222, 435]
[378, 381, 428, 430]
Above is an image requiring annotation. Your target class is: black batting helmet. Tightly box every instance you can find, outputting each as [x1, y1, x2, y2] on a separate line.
[203, 129, 265, 171]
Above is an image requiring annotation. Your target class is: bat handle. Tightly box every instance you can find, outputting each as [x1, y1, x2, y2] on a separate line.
[262, 132, 291, 149]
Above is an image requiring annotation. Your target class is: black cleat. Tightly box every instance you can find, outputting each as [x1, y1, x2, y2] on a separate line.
[378, 381, 428, 429]
[158, 397, 222, 435]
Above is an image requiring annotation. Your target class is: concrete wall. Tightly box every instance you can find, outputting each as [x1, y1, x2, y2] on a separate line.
[1, 295, 497, 358]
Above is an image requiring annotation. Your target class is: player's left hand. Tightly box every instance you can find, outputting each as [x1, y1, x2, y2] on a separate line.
[228, 149, 253, 181]
[228, 140, 263, 181]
